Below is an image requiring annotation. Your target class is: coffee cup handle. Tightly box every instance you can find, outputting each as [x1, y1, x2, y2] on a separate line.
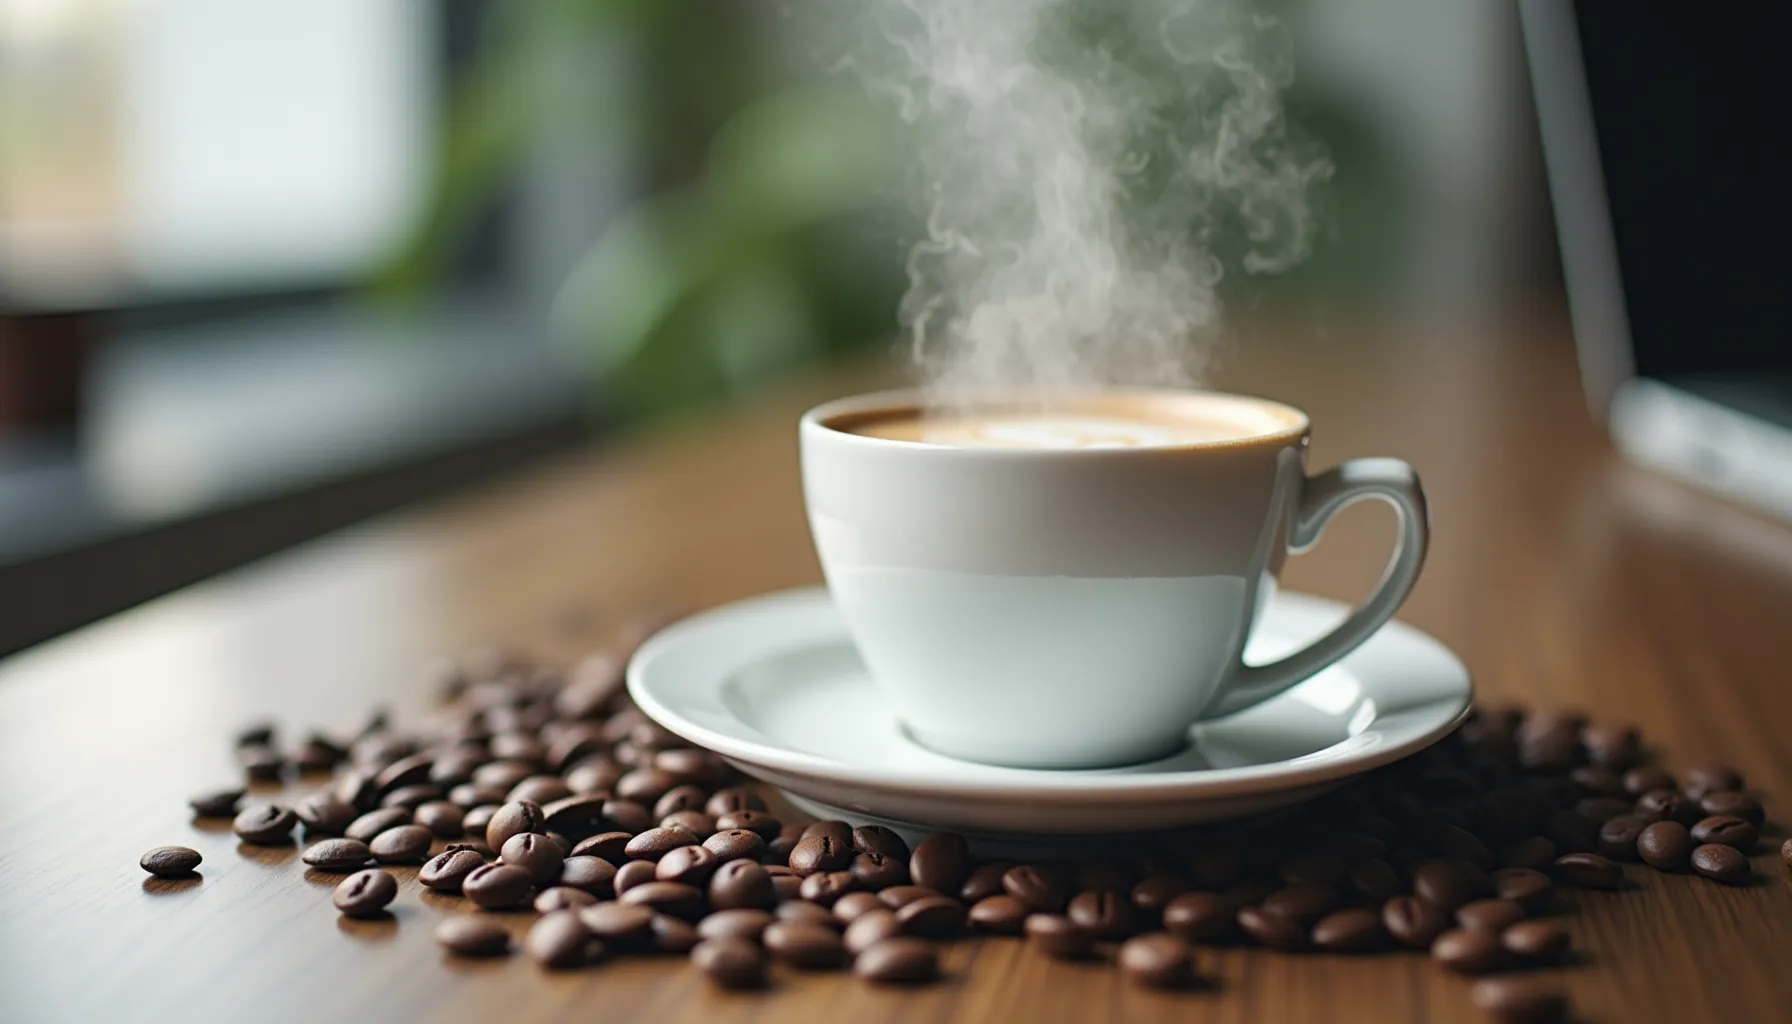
[1202, 457, 1430, 720]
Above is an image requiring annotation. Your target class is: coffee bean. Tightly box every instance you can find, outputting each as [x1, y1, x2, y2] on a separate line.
[499, 832, 564, 885]
[1310, 908, 1385, 953]
[140, 846, 202, 877]
[1130, 873, 1192, 917]
[1781, 837, 1792, 867]
[655, 747, 725, 785]
[1472, 977, 1570, 1022]
[294, 792, 357, 835]
[333, 868, 397, 917]
[698, 908, 775, 942]
[1636, 788, 1701, 826]
[1501, 919, 1569, 962]
[1163, 891, 1234, 942]
[1683, 764, 1744, 798]
[613, 859, 657, 895]
[659, 811, 716, 840]
[369, 824, 433, 864]
[1597, 814, 1648, 861]
[1431, 927, 1505, 974]
[895, 895, 967, 939]
[374, 753, 434, 795]
[460, 805, 501, 835]
[850, 851, 909, 891]
[776, 899, 837, 926]
[765, 825, 802, 865]
[909, 833, 971, 894]
[1025, 913, 1093, 958]
[650, 914, 700, 953]
[1633, 820, 1692, 870]
[1260, 882, 1337, 925]
[764, 920, 846, 969]
[463, 863, 534, 909]
[1698, 790, 1764, 826]
[345, 807, 412, 844]
[188, 788, 244, 818]
[691, 937, 766, 989]
[382, 784, 442, 810]
[800, 871, 858, 906]
[484, 799, 546, 852]
[334, 768, 381, 812]
[713, 809, 781, 841]
[1003, 864, 1070, 913]
[849, 825, 908, 861]
[624, 826, 700, 862]
[1237, 905, 1308, 951]
[655, 845, 716, 887]
[428, 750, 482, 789]
[1691, 815, 1758, 851]
[449, 784, 505, 812]
[420, 848, 487, 892]
[704, 787, 766, 817]
[619, 880, 705, 920]
[557, 855, 617, 897]
[570, 831, 633, 865]
[854, 936, 939, 984]
[772, 874, 803, 901]
[1621, 765, 1674, 796]
[579, 901, 654, 945]
[789, 833, 853, 877]
[708, 859, 776, 911]
[302, 838, 374, 873]
[1118, 932, 1196, 989]
[1690, 843, 1750, 884]
[402, 800, 460, 840]
[653, 784, 708, 819]
[435, 915, 510, 956]
[535, 887, 598, 913]
[702, 829, 764, 864]
[538, 795, 608, 839]
[965, 894, 1028, 935]
[1065, 889, 1138, 939]
[527, 910, 597, 968]
[1569, 765, 1626, 797]
[1491, 868, 1554, 915]
[844, 909, 901, 954]
[1455, 898, 1525, 933]
[1411, 860, 1488, 912]
[828, 891, 882, 925]
[233, 804, 298, 845]
[1553, 852, 1623, 889]
[1382, 896, 1447, 949]
[877, 885, 939, 909]
[1581, 722, 1640, 768]
[239, 745, 285, 781]
[801, 820, 853, 846]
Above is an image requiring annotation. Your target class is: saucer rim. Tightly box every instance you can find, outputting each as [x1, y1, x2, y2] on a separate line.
[627, 586, 1472, 804]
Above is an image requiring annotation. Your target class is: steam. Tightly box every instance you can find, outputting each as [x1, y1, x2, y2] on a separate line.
[847, 0, 1330, 408]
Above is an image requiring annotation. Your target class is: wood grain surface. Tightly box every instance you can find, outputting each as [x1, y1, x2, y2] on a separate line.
[2, 319, 1788, 1023]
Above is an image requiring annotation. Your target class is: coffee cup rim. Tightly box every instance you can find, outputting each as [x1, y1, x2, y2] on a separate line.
[801, 388, 1311, 454]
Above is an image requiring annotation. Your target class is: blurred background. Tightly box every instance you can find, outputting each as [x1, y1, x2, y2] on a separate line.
[0, 0, 1561, 654]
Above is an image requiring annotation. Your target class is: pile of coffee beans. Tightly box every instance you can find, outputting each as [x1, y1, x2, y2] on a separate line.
[144, 645, 1784, 1022]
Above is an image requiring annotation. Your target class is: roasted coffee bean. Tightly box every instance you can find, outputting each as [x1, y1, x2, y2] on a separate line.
[531, 794, 604, 840]
[624, 826, 700, 862]
[1431, 927, 1506, 974]
[1003, 864, 1071, 913]
[1690, 815, 1758, 851]
[239, 745, 285, 781]
[772, 874, 803, 901]
[613, 860, 658, 895]
[656, 748, 726, 785]
[333, 869, 397, 917]
[655, 845, 717, 887]
[1573, 797, 1634, 825]
[1597, 814, 1649, 861]
[499, 832, 564, 885]
[845, 910, 902, 954]
[968, 894, 1029, 935]
[659, 811, 716, 840]
[854, 936, 939, 984]
[463, 863, 534, 909]
[800, 819, 852, 846]
[345, 807, 411, 844]
[831, 891, 885, 925]
[1581, 722, 1640, 768]
[1553, 852, 1623, 889]
[1501, 919, 1569, 963]
[619, 880, 706, 921]
[373, 753, 434, 795]
[778, 899, 838, 927]
[713, 809, 781, 841]
[1260, 882, 1337, 924]
[1682, 764, 1744, 798]
[800, 871, 858, 906]
[452, 786, 505, 811]
[140, 846, 202, 877]
[701, 829, 764, 864]
[1545, 810, 1598, 854]
[435, 915, 510, 957]
[420, 848, 487, 892]
[765, 920, 846, 969]
[294, 792, 357, 835]
[765, 825, 802, 865]
[1382, 896, 1447, 949]
[1635, 820, 1692, 870]
[428, 751, 482, 789]
[1118, 932, 1197, 989]
[895, 895, 967, 939]
[1636, 788, 1701, 826]
[188, 788, 245, 818]
[1621, 765, 1675, 796]
[1491, 868, 1553, 915]
[877, 885, 939, 909]
[484, 799, 546, 851]
[1066, 889, 1137, 939]
[1455, 898, 1525, 934]
[565, 759, 623, 798]
[489, 734, 545, 768]
[789, 833, 853, 877]
[1311, 909, 1385, 953]
[334, 768, 381, 812]
[1471, 977, 1570, 1023]
[704, 787, 766, 817]
[650, 914, 700, 953]
[1690, 843, 1750, 884]
[909, 833, 972, 894]
[571, 831, 633, 865]
[1130, 873, 1192, 916]
[1163, 891, 1235, 942]
[691, 937, 766, 989]
[615, 768, 677, 805]
[579, 901, 654, 945]
[1781, 837, 1792, 868]
[1411, 860, 1489, 912]
[698, 908, 775, 942]
[382, 784, 442, 811]
[534, 886, 598, 914]
[369, 824, 433, 864]
[708, 859, 776, 911]
[1569, 765, 1626, 797]
[232, 804, 298, 845]
[653, 784, 708, 819]
[1699, 790, 1764, 826]
[1025, 913, 1093, 958]
[851, 852, 909, 891]
[1237, 906, 1308, 951]
[527, 910, 597, 968]
[556, 855, 617, 897]
[303, 838, 374, 873]
[1503, 836, 1557, 872]
[414, 801, 464, 839]
[851, 825, 909, 861]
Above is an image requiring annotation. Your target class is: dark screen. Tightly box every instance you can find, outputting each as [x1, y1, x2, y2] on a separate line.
[1574, 5, 1791, 380]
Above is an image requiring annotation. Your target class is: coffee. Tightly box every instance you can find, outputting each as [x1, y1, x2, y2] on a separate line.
[837, 393, 1303, 450]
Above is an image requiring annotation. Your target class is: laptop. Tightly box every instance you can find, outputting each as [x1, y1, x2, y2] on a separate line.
[1521, 3, 1792, 521]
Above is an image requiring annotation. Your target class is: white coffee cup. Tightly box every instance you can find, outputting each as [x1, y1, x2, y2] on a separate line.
[799, 388, 1429, 769]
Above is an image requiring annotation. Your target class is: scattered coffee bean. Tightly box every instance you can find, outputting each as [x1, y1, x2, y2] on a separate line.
[764, 920, 847, 969]
[691, 937, 766, 989]
[461, 805, 500, 837]
[1347, 858, 1404, 903]
[535, 887, 598, 913]
[613, 859, 657, 895]
[302, 838, 374, 873]
[414, 801, 465, 839]
[1597, 815, 1648, 861]
[1025, 913, 1093, 959]
[789, 833, 853, 877]
[344, 807, 411, 844]
[702, 829, 764, 864]
[909, 833, 971, 894]
[1003, 864, 1070, 913]
[877, 885, 939, 910]
[659, 811, 716, 840]
[1491, 868, 1553, 915]
[1699, 790, 1764, 826]
[1430, 927, 1505, 974]
[698, 908, 774, 942]
[831, 891, 885, 925]
[1635, 820, 1692, 871]
[485, 800, 546, 852]
[714, 809, 781, 841]
[333, 868, 397, 917]
[799, 871, 858, 906]
[619, 880, 706, 921]
[499, 833, 565, 885]
[1260, 882, 1337, 924]
[420, 848, 487, 892]
[1552, 852, 1623, 889]
[844, 909, 901, 955]
[1683, 764, 1744, 798]
[140, 846, 202, 878]
[1690, 843, 1750, 884]
[1311, 908, 1386, 952]
[435, 915, 510, 957]
[624, 826, 699, 862]
[232, 804, 298, 845]
[463, 863, 534, 910]
[1622, 766, 1675, 796]
[368, 824, 434, 864]
[1238, 905, 1308, 951]
[1635, 788, 1699, 826]
[1412, 860, 1488, 912]
[1118, 932, 1197, 988]
[708, 859, 775, 911]
[968, 894, 1029, 935]
[705, 787, 767, 817]
[854, 937, 939, 984]
[649, 914, 699, 953]
[1067, 889, 1137, 939]
[239, 745, 285, 781]
[1501, 919, 1569, 963]
[1472, 977, 1569, 1022]
[571, 831, 633, 865]
[852, 825, 909, 861]
[579, 901, 654, 945]
[556, 856, 616, 897]
[1690, 815, 1758, 851]
[1782, 837, 1792, 868]
[1382, 896, 1447, 949]
[188, 788, 245, 818]
[526, 910, 597, 968]
[294, 792, 357, 835]
[1163, 891, 1234, 942]
[655, 845, 717, 887]
[851, 852, 909, 891]
[1131, 873, 1193, 917]
[382, 784, 442, 810]
[895, 895, 967, 939]
[1455, 899, 1525, 934]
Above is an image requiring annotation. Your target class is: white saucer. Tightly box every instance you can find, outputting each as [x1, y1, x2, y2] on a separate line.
[628, 587, 1472, 838]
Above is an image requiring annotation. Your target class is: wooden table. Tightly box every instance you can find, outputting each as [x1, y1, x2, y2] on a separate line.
[2, 319, 1787, 1022]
